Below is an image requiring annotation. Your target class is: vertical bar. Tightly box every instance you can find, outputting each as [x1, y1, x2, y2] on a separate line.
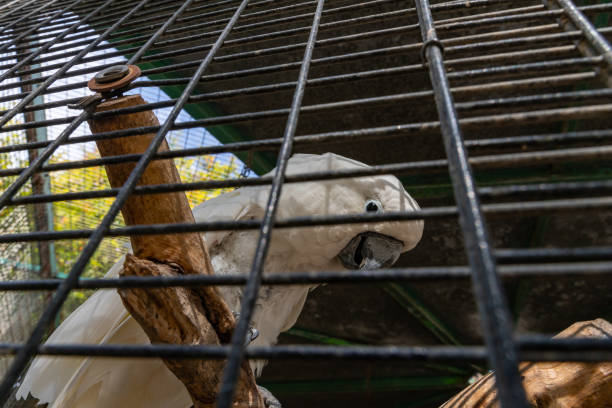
[216, 0, 325, 406]
[554, 0, 612, 67]
[413, 1, 529, 407]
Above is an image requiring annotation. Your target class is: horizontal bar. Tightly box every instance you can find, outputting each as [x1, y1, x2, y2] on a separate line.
[5, 142, 612, 206]
[0, 69, 601, 157]
[1, 63, 606, 133]
[0, 22, 599, 98]
[3, 195, 612, 243]
[0, 341, 608, 362]
[479, 180, 612, 199]
[1, 44, 582, 117]
[496, 247, 612, 263]
[3, 110, 612, 179]
[2, 261, 612, 291]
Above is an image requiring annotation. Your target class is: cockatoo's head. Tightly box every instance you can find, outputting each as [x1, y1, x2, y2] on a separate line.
[195, 153, 423, 271]
[276, 153, 423, 270]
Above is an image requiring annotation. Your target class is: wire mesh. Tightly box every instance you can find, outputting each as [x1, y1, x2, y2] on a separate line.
[0, 0, 611, 407]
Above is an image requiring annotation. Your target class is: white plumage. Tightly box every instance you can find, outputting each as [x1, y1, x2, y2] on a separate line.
[16, 153, 423, 407]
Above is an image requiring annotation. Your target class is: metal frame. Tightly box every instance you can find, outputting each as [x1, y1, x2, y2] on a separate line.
[1, 0, 612, 406]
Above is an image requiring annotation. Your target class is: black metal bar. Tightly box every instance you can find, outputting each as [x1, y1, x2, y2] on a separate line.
[465, 129, 612, 149]
[3, 261, 612, 292]
[496, 247, 612, 263]
[437, 4, 544, 25]
[414, 1, 529, 406]
[554, 0, 612, 67]
[217, 0, 325, 405]
[0, 340, 609, 362]
[479, 180, 612, 199]
[0, 343, 491, 361]
[3, 123, 612, 183]
[5, 195, 612, 244]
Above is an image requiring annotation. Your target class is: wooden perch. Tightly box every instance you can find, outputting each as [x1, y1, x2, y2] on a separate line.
[88, 95, 264, 408]
[441, 318, 612, 408]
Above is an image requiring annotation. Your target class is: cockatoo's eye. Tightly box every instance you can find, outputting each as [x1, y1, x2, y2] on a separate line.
[364, 199, 383, 213]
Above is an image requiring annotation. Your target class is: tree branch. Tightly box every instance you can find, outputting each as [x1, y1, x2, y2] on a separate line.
[88, 95, 263, 408]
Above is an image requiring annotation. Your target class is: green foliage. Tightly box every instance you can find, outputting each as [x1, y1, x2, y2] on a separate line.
[0, 127, 30, 230]
[1, 124, 243, 322]
[177, 154, 242, 207]
[48, 147, 242, 319]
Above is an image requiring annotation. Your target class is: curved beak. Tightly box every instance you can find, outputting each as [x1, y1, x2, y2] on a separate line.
[338, 232, 404, 270]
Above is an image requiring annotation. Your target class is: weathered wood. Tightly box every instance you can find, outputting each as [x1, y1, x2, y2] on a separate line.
[88, 95, 263, 408]
[441, 318, 612, 408]
[120, 255, 261, 408]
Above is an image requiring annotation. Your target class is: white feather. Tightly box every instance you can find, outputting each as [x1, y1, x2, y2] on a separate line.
[16, 153, 423, 407]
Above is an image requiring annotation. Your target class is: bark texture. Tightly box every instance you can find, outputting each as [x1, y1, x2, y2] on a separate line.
[441, 318, 612, 408]
[88, 95, 263, 408]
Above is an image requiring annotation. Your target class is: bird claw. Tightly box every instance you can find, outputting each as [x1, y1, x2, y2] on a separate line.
[257, 385, 282, 408]
[232, 311, 259, 346]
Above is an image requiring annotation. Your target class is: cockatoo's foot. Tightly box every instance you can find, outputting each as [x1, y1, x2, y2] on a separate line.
[232, 311, 260, 345]
[258, 385, 282, 408]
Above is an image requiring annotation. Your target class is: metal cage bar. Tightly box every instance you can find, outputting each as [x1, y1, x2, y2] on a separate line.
[414, 1, 528, 405]
[217, 0, 324, 404]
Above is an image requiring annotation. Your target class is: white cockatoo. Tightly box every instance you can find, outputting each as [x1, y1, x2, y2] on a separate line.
[16, 152, 423, 408]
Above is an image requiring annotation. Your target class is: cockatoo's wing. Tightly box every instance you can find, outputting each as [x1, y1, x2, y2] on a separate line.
[48, 316, 190, 408]
[16, 257, 129, 404]
[16, 255, 193, 407]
